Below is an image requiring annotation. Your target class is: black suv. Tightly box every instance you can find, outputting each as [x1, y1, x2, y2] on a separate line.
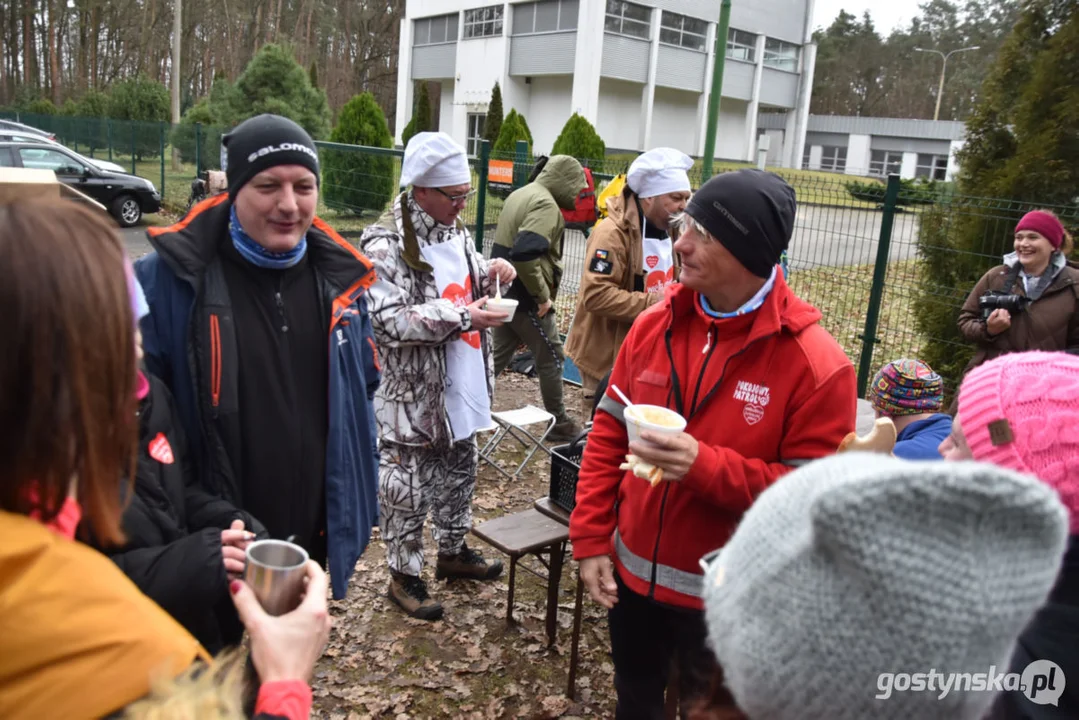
[0, 140, 161, 226]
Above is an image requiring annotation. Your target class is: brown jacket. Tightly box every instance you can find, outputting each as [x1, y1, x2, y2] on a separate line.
[957, 260, 1079, 371]
[565, 191, 678, 381]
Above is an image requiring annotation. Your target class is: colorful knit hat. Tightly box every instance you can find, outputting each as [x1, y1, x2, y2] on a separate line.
[957, 351, 1079, 531]
[869, 359, 944, 416]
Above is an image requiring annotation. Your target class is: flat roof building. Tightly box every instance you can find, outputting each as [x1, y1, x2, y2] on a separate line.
[397, 0, 818, 167]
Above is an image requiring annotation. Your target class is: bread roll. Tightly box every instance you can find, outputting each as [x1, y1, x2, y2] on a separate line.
[837, 417, 897, 455]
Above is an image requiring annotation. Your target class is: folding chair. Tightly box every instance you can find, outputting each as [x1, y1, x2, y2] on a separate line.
[479, 404, 556, 480]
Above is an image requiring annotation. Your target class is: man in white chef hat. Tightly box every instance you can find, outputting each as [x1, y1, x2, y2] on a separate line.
[359, 131, 516, 620]
[565, 147, 693, 398]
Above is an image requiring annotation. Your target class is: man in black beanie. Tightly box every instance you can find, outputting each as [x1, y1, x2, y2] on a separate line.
[570, 168, 857, 718]
[135, 113, 382, 603]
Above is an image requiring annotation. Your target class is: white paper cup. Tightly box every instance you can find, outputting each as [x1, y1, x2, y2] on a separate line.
[486, 297, 519, 322]
[625, 404, 687, 446]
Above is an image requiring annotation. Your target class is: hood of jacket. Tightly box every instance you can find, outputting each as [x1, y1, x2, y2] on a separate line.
[605, 190, 642, 235]
[535, 155, 587, 211]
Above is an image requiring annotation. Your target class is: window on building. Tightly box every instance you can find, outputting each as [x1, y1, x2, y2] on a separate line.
[820, 146, 848, 172]
[870, 150, 904, 176]
[763, 38, 799, 71]
[802, 147, 811, 170]
[467, 113, 487, 157]
[727, 28, 756, 62]
[659, 11, 707, 51]
[463, 5, 503, 39]
[414, 13, 459, 45]
[916, 153, 948, 181]
[513, 0, 578, 34]
[605, 0, 651, 40]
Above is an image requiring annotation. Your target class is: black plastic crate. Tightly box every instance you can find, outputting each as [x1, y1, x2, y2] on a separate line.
[549, 432, 588, 513]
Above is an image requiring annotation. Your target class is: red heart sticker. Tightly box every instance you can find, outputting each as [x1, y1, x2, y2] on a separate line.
[743, 404, 764, 426]
[645, 255, 659, 269]
[442, 276, 481, 349]
[149, 433, 175, 464]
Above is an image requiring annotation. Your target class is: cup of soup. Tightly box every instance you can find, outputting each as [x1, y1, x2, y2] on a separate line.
[625, 404, 687, 446]
[486, 297, 519, 322]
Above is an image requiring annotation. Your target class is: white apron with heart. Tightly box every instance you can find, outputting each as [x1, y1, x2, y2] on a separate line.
[642, 233, 675, 294]
[420, 236, 491, 442]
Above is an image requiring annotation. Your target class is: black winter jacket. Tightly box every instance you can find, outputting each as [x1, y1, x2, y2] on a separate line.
[100, 373, 267, 652]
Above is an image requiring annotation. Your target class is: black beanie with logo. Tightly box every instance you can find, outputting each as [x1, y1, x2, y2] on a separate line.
[221, 114, 321, 200]
[685, 169, 796, 278]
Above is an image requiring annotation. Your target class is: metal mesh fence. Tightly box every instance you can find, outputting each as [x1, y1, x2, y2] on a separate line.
[5, 112, 1076, 396]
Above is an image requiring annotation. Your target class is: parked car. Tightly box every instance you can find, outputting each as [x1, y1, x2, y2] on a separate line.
[0, 119, 55, 141]
[0, 141, 161, 226]
[0, 131, 128, 173]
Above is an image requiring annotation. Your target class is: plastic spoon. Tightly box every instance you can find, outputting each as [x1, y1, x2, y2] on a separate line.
[495, 276, 502, 301]
[610, 384, 632, 407]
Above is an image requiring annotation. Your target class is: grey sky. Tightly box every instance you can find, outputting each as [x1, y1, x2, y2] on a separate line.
[812, 0, 916, 34]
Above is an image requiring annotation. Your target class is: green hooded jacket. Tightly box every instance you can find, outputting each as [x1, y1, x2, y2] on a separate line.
[492, 155, 586, 307]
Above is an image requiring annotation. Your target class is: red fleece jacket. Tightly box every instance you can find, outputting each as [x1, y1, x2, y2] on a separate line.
[569, 275, 856, 610]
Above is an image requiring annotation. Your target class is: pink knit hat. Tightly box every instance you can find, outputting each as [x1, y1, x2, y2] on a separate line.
[958, 351, 1079, 530]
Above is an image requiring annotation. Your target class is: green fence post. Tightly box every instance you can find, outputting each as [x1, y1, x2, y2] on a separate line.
[107, 120, 113, 161]
[856, 174, 902, 397]
[160, 122, 166, 195]
[195, 123, 202, 176]
[475, 140, 490, 252]
[131, 122, 137, 175]
[513, 139, 528, 189]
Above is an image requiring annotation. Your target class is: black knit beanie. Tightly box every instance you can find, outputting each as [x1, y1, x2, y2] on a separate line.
[221, 114, 320, 200]
[685, 169, 796, 278]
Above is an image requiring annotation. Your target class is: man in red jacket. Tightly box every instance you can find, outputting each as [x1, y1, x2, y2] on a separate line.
[569, 169, 857, 718]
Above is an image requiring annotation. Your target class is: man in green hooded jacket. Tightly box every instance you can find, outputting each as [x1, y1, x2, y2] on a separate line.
[491, 155, 588, 442]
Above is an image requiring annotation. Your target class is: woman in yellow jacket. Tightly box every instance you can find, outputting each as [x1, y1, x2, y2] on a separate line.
[0, 200, 329, 720]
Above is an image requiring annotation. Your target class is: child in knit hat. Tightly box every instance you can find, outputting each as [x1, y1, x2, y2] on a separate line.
[945, 350, 1079, 718]
[868, 358, 952, 460]
[696, 453, 1068, 720]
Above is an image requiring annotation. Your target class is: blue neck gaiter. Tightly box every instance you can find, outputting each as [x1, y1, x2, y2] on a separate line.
[229, 205, 308, 270]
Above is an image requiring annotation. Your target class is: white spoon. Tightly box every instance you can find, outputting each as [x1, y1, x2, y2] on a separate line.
[610, 384, 633, 407]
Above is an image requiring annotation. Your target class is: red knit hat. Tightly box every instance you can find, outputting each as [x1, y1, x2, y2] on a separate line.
[958, 351, 1079, 531]
[1015, 210, 1066, 249]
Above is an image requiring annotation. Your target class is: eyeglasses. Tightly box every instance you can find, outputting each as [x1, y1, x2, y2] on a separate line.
[434, 187, 476, 205]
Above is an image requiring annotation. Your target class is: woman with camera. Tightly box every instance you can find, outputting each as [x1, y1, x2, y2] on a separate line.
[957, 210, 1078, 373]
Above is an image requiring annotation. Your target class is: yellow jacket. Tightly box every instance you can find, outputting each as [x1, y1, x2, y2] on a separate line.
[0, 510, 207, 718]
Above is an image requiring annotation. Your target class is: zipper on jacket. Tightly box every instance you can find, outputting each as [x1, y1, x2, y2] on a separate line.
[275, 288, 289, 333]
[209, 313, 221, 408]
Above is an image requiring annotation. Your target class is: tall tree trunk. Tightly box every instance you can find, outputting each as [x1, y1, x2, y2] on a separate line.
[23, 0, 34, 90]
[171, 0, 182, 169]
[48, 0, 60, 103]
[90, 5, 99, 89]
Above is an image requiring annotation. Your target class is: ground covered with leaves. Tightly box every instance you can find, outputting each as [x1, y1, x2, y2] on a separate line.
[312, 372, 616, 719]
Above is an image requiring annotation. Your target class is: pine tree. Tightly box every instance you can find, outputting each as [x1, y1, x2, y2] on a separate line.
[308, 61, 319, 89]
[483, 81, 503, 145]
[493, 110, 531, 155]
[322, 92, 395, 213]
[913, 0, 1078, 387]
[402, 82, 432, 147]
[551, 113, 606, 164]
[517, 110, 534, 144]
[226, 43, 332, 140]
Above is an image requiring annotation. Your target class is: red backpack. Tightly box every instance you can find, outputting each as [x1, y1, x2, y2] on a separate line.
[562, 167, 597, 231]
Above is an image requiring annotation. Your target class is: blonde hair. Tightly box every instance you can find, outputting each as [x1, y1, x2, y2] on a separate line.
[122, 651, 248, 720]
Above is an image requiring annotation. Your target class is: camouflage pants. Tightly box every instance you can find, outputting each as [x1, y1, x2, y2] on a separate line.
[379, 439, 478, 577]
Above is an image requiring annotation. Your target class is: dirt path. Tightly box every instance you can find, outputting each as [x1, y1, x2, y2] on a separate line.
[313, 372, 616, 719]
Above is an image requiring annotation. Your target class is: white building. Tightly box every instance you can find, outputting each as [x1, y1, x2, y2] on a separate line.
[758, 113, 967, 181]
[396, 0, 817, 167]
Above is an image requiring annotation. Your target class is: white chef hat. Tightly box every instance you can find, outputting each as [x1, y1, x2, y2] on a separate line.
[400, 131, 472, 189]
[626, 147, 694, 199]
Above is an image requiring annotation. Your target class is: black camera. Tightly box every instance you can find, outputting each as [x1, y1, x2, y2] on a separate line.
[979, 292, 1029, 320]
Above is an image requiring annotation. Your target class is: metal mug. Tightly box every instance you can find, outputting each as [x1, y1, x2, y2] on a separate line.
[244, 539, 309, 617]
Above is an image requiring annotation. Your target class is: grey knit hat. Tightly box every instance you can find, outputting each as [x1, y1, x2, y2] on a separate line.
[702, 453, 1068, 720]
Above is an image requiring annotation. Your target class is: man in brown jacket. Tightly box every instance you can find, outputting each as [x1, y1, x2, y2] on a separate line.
[565, 148, 693, 396]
